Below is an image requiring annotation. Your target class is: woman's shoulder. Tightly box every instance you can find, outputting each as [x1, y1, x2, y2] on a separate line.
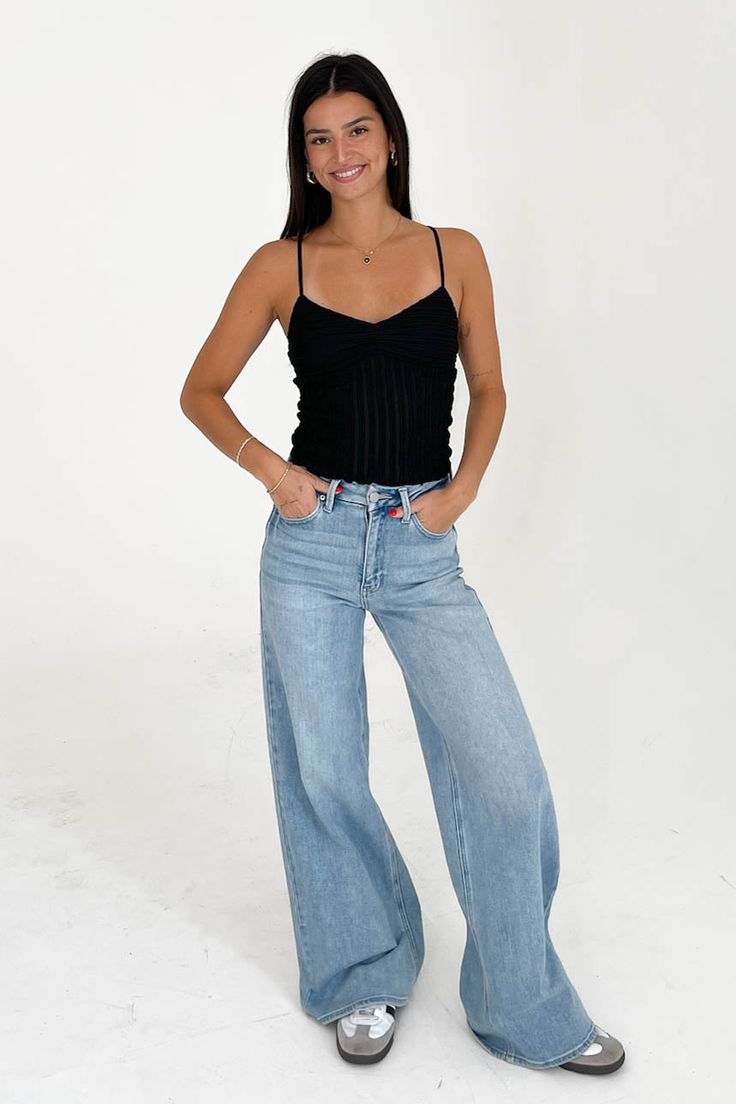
[431, 226, 491, 279]
[428, 224, 483, 248]
[251, 235, 299, 257]
[228, 238, 300, 324]
[241, 237, 300, 282]
[425, 226, 490, 284]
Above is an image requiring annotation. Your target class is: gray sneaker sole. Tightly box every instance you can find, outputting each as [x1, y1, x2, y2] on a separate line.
[558, 1029, 625, 1074]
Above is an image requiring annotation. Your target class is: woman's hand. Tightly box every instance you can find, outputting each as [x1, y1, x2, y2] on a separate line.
[271, 464, 335, 519]
[389, 484, 468, 534]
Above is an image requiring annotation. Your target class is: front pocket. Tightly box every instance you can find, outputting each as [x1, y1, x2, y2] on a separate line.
[410, 511, 453, 539]
[276, 495, 325, 523]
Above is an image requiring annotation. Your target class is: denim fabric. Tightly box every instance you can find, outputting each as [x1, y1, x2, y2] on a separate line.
[258, 470, 597, 1069]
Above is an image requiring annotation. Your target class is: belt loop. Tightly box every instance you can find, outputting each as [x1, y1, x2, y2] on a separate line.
[399, 486, 411, 523]
[324, 477, 341, 511]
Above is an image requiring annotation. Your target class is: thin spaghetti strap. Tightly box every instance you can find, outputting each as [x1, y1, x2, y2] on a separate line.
[297, 233, 304, 296]
[429, 225, 445, 288]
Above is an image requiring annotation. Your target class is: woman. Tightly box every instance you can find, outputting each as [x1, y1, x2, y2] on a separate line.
[180, 52, 625, 1075]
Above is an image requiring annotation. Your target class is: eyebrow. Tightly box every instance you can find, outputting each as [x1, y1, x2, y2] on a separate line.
[304, 114, 374, 137]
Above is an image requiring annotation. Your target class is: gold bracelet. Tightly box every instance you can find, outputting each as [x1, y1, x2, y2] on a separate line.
[235, 435, 255, 466]
[267, 462, 292, 496]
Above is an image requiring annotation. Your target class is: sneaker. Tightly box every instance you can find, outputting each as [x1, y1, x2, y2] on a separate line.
[558, 1025, 625, 1074]
[335, 1003, 397, 1064]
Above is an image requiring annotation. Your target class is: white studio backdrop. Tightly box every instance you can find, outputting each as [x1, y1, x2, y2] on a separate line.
[1, 2, 734, 1101]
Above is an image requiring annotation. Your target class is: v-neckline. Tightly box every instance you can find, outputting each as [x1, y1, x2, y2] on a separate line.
[287, 285, 457, 339]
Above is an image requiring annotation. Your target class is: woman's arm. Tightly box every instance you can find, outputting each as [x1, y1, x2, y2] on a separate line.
[448, 229, 507, 508]
[179, 240, 291, 491]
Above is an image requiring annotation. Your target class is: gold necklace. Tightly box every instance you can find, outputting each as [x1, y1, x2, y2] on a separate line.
[326, 212, 403, 264]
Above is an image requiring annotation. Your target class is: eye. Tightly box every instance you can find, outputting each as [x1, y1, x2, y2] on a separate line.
[310, 126, 369, 145]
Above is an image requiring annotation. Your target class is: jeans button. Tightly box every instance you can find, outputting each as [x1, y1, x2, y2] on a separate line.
[368, 491, 379, 502]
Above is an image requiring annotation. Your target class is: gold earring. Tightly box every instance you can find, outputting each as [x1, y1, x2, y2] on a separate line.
[306, 168, 316, 184]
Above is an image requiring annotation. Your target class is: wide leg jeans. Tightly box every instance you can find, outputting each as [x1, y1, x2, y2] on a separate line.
[258, 470, 598, 1069]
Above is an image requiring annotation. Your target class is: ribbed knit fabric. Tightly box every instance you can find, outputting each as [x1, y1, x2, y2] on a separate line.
[286, 225, 459, 486]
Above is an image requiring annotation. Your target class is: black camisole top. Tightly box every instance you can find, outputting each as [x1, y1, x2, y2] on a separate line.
[286, 224, 459, 486]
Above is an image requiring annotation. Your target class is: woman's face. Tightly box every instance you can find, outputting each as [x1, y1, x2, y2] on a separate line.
[302, 90, 394, 198]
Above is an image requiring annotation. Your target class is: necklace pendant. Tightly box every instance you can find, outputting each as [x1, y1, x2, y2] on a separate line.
[363, 255, 372, 264]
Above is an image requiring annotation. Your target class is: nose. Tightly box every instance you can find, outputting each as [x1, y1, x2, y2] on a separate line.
[333, 138, 359, 166]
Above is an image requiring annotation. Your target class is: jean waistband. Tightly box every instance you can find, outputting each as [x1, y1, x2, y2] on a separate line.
[315, 470, 453, 519]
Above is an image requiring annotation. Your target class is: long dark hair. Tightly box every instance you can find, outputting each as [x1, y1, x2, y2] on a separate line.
[279, 53, 412, 240]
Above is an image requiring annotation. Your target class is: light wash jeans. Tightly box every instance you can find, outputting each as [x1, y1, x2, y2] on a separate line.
[258, 469, 597, 1069]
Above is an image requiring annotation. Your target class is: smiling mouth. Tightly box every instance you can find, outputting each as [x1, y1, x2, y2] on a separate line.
[331, 164, 366, 181]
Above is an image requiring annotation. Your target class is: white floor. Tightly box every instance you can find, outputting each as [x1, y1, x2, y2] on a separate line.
[2, 629, 732, 1103]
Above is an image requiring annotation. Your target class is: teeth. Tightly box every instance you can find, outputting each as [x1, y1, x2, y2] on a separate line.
[334, 166, 363, 178]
